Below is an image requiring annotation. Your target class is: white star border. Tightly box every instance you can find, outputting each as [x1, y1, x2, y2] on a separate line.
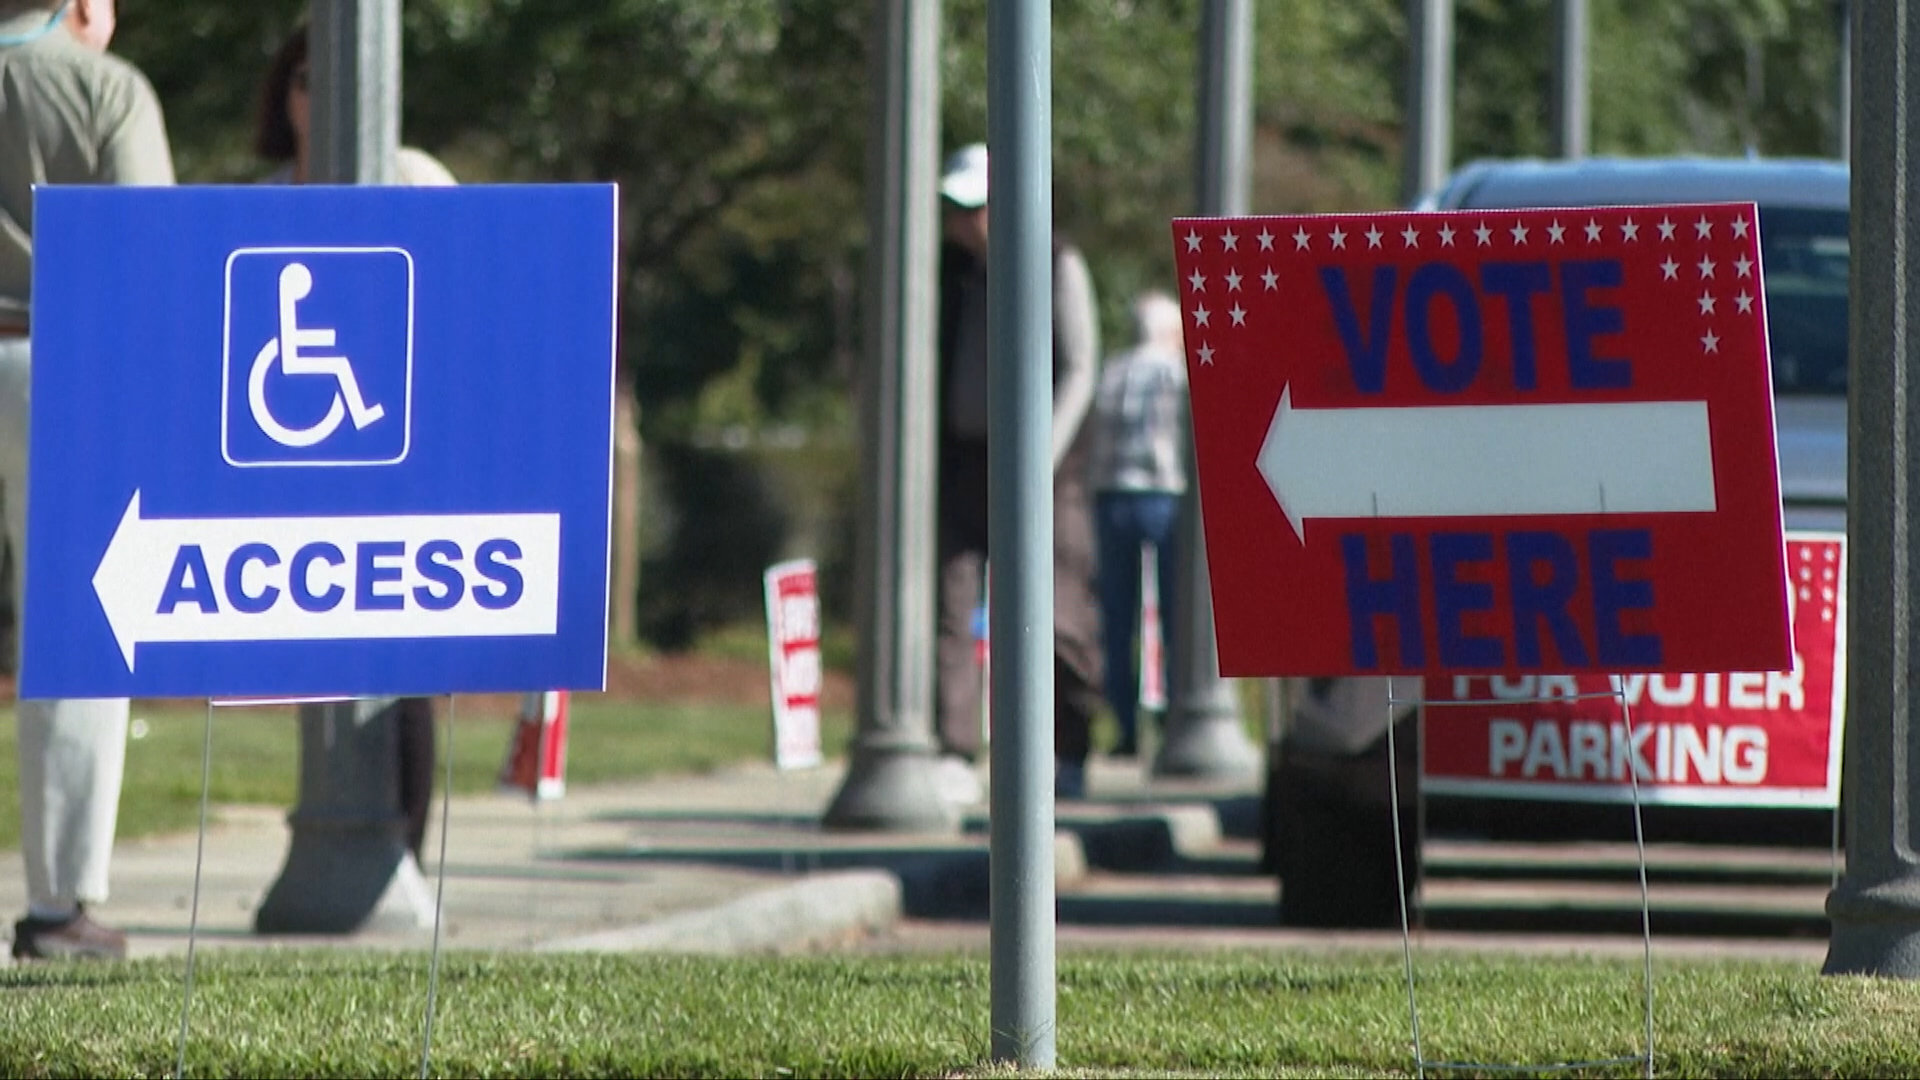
[1171, 205, 1764, 371]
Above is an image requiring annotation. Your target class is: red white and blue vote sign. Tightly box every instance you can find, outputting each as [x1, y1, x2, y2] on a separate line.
[22, 185, 617, 699]
[1173, 205, 1790, 677]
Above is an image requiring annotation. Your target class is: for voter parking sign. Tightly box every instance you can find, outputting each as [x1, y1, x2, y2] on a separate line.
[1422, 534, 1846, 807]
[22, 185, 617, 699]
[1173, 206, 1790, 677]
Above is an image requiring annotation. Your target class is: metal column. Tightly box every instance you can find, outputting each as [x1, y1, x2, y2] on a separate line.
[255, 0, 430, 934]
[1837, 0, 1852, 162]
[1551, 0, 1589, 159]
[1824, 0, 1920, 978]
[1402, 0, 1454, 205]
[306, 0, 399, 186]
[986, 0, 1055, 1066]
[822, 0, 952, 833]
[1155, 0, 1261, 781]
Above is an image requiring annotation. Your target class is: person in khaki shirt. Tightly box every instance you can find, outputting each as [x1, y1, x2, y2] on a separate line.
[0, 0, 174, 961]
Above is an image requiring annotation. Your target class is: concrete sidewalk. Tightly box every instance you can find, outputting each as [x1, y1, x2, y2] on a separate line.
[2, 754, 1834, 965]
[2, 756, 1205, 960]
[0, 760, 891, 959]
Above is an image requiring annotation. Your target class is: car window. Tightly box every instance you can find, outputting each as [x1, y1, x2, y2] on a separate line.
[1758, 206, 1848, 397]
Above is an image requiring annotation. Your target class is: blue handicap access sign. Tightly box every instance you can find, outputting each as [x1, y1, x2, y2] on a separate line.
[21, 185, 617, 699]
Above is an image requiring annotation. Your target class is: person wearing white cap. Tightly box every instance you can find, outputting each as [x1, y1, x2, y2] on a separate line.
[932, 142, 1105, 803]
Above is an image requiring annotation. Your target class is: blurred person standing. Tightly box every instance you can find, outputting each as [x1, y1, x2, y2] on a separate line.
[1086, 291, 1188, 760]
[1, 0, 174, 961]
[253, 23, 455, 863]
[933, 143, 1105, 803]
[254, 24, 457, 188]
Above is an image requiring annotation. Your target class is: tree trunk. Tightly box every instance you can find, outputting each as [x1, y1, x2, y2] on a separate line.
[610, 380, 642, 649]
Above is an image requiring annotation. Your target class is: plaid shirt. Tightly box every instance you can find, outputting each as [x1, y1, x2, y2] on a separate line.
[1087, 342, 1189, 494]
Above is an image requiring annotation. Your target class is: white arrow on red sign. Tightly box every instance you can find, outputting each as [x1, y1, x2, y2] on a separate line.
[1256, 383, 1720, 541]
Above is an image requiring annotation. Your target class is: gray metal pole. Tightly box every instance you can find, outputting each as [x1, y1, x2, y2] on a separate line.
[987, 0, 1055, 1067]
[1837, 0, 1852, 162]
[1824, 0, 1920, 978]
[1550, 0, 1589, 159]
[1402, 0, 1454, 206]
[823, 0, 953, 833]
[307, 0, 399, 185]
[256, 0, 430, 934]
[1155, 0, 1260, 781]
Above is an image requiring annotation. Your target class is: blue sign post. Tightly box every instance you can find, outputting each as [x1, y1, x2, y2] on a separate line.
[22, 185, 617, 699]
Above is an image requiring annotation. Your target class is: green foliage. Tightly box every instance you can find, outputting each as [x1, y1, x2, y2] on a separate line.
[112, 2, 307, 182]
[400, 0, 869, 424]
[1451, 0, 1845, 164]
[1256, 0, 1404, 211]
[110, 0, 1852, 431]
[96, 0, 1848, 649]
[940, 0, 1846, 353]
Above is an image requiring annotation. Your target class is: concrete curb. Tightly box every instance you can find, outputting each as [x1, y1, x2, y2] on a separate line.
[1068, 805, 1223, 872]
[537, 795, 1246, 952]
[893, 831, 1089, 918]
[539, 869, 902, 954]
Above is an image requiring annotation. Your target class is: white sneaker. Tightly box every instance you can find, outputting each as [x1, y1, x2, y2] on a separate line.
[935, 755, 984, 807]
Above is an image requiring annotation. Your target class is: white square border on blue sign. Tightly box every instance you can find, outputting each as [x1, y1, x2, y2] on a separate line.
[220, 245, 418, 469]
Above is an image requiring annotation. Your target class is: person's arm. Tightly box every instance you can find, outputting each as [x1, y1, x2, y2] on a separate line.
[1051, 244, 1098, 473]
[97, 70, 175, 187]
[1084, 357, 1121, 489]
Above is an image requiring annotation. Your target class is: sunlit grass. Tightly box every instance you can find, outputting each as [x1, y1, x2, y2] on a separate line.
[1, 949, 1909, 1078]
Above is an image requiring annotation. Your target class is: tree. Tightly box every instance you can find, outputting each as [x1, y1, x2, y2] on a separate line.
[116, 0, 871, 647]
[75, 0, 1844, 657]
[404, 1, 869, 644]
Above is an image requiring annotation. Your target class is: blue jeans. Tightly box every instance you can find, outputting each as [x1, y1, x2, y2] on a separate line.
[1095, 490, 1180, 751]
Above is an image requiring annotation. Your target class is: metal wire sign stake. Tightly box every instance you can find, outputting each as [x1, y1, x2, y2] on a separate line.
[171, 695, 461, 1080]
[1388, 677, 1656, 1080]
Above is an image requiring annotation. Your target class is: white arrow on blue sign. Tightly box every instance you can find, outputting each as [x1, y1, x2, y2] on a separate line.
[91, 491, 562, 669]
[22, 185, 617, 700]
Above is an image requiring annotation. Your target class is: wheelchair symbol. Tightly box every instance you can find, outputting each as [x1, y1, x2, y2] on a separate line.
[248, 262, 386, 448]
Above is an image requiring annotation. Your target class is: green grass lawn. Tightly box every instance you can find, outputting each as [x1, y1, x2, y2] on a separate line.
[1, 949, 1916, 1077]
[0, 696, 853, 853]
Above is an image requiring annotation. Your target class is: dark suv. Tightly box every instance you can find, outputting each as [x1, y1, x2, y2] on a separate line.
[1267, 156, 1850, 927]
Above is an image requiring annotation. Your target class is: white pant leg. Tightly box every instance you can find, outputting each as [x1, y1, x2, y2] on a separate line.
[16, 698, 128, 910]
[0, 339, 23, 551]
[1, 338, 129, 911]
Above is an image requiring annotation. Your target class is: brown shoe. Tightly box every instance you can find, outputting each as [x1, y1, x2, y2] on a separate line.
[11, 907, 128, 961]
